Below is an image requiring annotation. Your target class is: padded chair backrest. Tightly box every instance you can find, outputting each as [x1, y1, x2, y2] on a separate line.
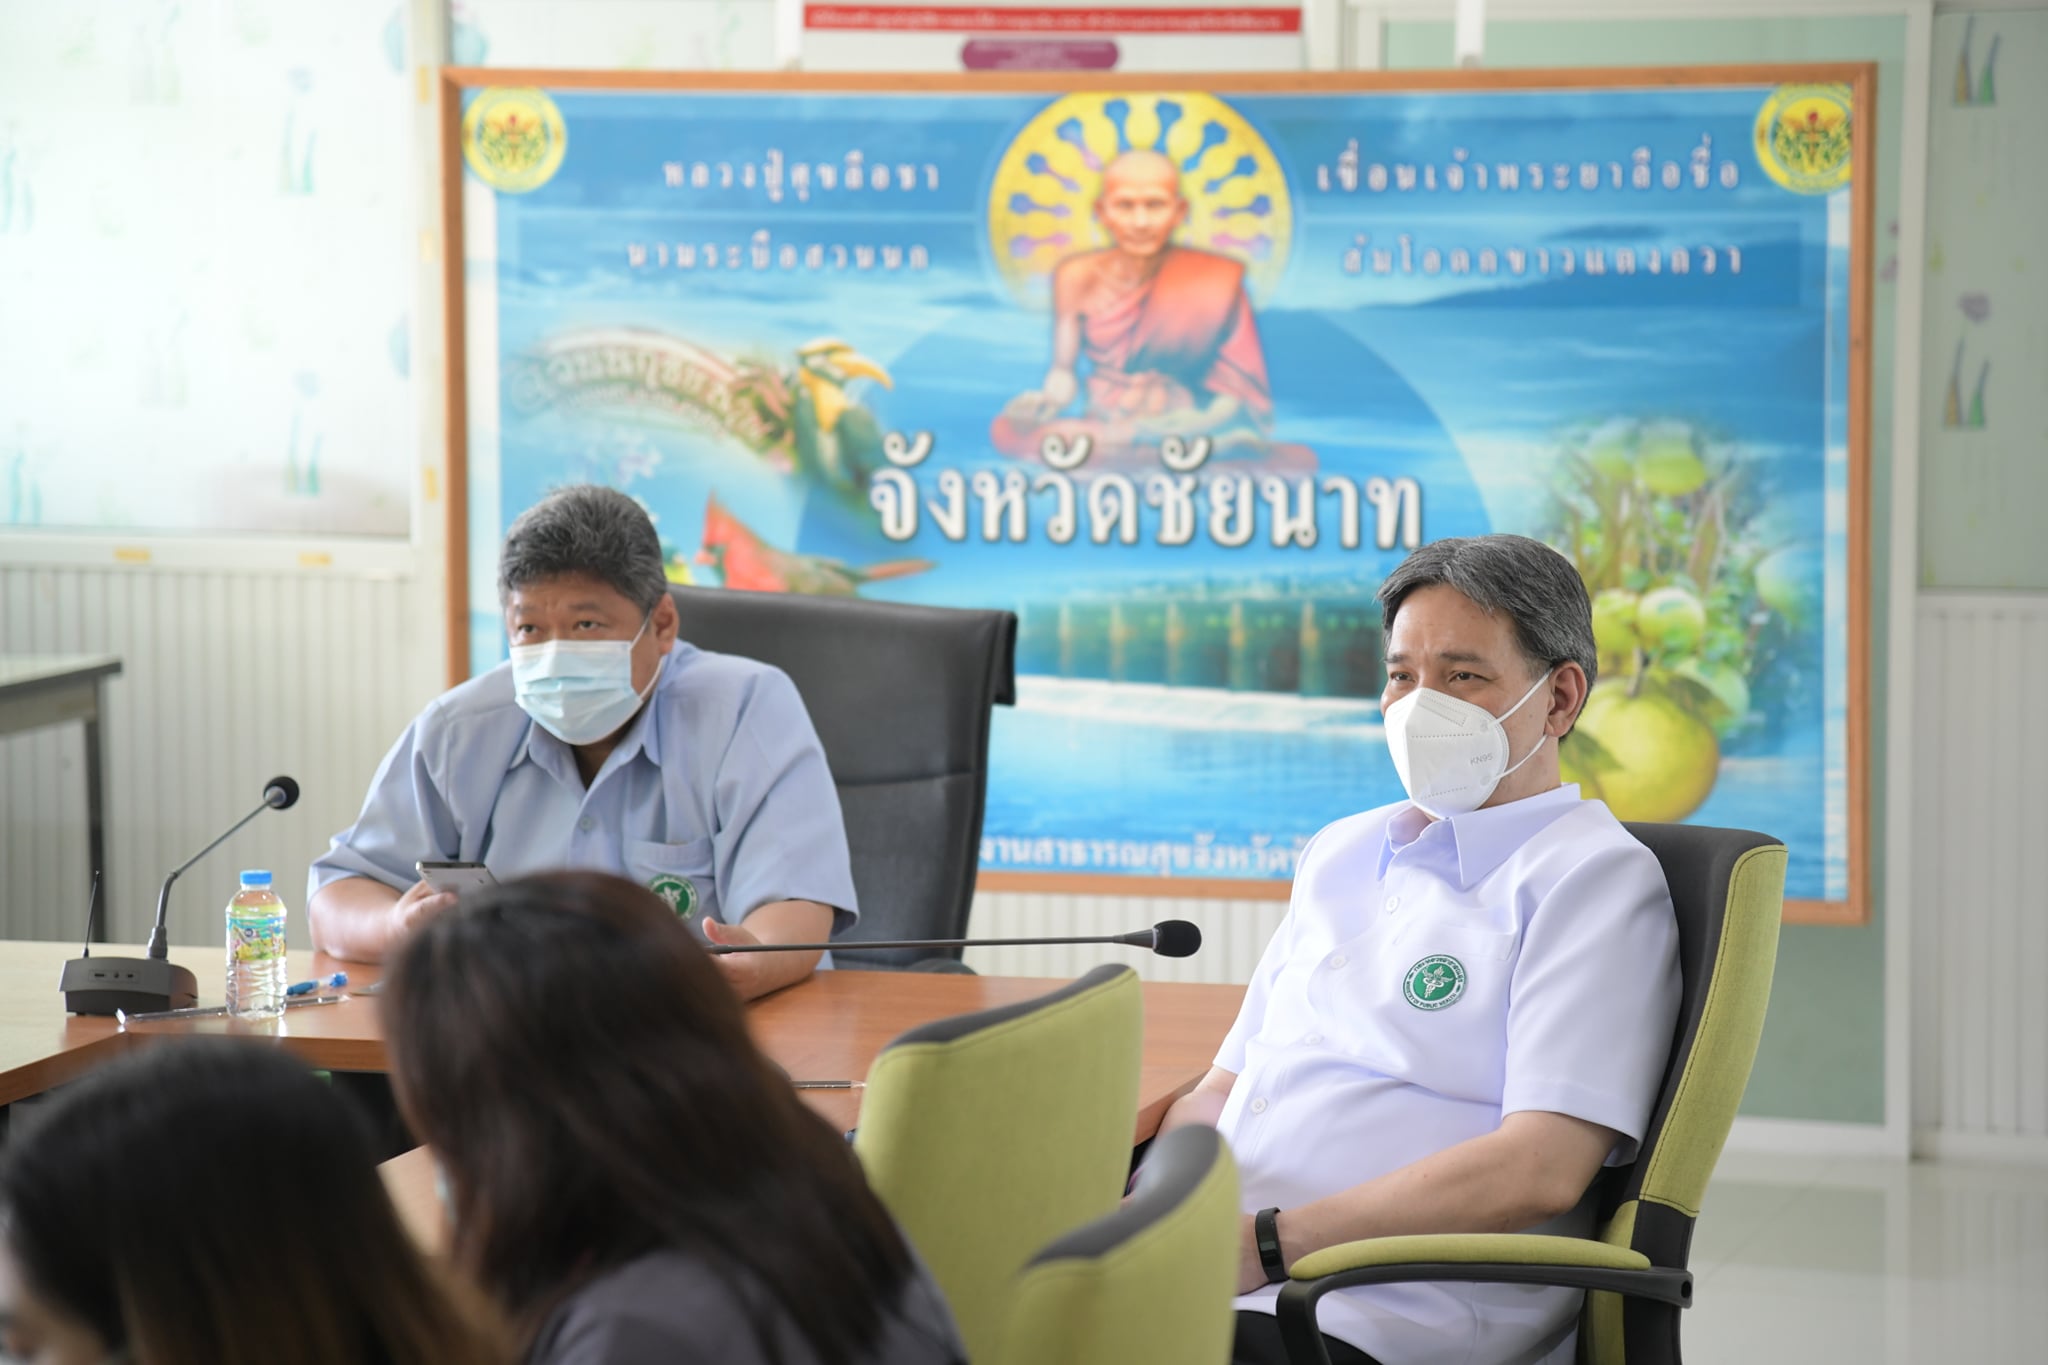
[667, 585, 1017, 967]
[1580, 822, 1787, 1365]
[854, 964, 1143, 1364]
[994, 1125, 1240, 1365]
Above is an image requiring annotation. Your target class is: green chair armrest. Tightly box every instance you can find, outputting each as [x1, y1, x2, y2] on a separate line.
[1272, 1235, 1692, 1365]
[1289, 1233, 1649, 1278]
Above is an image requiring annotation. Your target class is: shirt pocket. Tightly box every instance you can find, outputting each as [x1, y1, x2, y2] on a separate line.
[1373, 921, 1520, 1099]
[624, 836, 720, 924]
[1396, 922, 1517, 1007]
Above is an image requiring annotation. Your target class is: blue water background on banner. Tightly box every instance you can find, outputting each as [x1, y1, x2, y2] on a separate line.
[471, 86, 1842, 897]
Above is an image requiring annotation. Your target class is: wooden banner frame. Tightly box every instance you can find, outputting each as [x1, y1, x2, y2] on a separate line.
[438, 64, 1873, 925]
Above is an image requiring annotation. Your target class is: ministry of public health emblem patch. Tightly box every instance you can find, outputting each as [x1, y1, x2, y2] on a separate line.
[461, 87, 568, 194]
[1404, 955, 1467, 1011]
[649, 875, 698, 918]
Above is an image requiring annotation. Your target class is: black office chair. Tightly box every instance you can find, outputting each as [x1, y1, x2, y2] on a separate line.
[668, 585, 1017, 971]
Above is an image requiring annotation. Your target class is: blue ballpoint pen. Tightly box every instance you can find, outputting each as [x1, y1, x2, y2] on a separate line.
[286, 972, 348, 997]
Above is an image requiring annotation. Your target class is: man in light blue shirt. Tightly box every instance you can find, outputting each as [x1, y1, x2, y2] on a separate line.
[309, 485, 856, 1000]
[1157, 535, 1681, 1365]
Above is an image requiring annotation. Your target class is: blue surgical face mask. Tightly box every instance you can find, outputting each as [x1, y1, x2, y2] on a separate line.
[510, 613, 663, 746]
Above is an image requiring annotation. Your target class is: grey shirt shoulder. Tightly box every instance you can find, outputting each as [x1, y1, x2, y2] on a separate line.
[529, 1249, 964, 1365]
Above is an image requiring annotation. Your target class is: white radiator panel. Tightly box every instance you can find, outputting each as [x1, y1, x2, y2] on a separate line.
[1913, 591, 2048, 1148]
[0, 562, 433, 950]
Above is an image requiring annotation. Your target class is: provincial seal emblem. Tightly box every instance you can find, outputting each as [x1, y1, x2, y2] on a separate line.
[461, 87, 568, 194]
[1753, 84, 1854, 195]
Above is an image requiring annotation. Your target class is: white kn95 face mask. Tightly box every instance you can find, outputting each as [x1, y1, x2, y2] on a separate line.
[1382, 670, 1553, 818]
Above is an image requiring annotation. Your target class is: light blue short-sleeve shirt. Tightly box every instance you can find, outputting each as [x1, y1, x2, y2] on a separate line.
[1219, 784, 1679, 1365]
[309, 642, 858, 935]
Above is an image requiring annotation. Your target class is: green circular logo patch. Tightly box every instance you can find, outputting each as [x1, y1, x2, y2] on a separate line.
[649, 875, 698, 918]
[1404, 955, 1467, 1010]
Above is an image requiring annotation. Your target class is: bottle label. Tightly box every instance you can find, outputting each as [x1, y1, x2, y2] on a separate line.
[228, 914, 286, 964]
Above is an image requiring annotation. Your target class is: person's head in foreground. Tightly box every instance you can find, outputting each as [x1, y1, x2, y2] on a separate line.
[498, 484, 681, 749]
[1376, 533, 1596, 816]
[0, 1038, 505, 1365]
[384, 871, 962, 1365]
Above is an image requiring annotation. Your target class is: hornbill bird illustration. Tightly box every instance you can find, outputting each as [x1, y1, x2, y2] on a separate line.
[696, 495, 933, 597]
[789, 338, 892, 497]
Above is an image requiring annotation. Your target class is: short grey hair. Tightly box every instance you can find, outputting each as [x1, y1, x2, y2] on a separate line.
[1377, 534, 1597, 692]
[497, 485, 668, 614]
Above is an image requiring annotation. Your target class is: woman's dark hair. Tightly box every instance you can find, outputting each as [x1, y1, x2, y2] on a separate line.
[0, 1038, 507, 1365]
[384, 872, 916, 1361]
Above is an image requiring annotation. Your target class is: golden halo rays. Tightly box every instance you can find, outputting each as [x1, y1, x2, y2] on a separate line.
[987, 92, 1292, 308]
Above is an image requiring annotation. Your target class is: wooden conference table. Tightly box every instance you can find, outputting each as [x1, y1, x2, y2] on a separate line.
[0, 939, 1242, 1238]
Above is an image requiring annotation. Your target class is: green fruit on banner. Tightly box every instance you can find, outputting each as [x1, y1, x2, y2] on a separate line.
[1565, 681, 1721, 823]
[1635, 423, 1710, 497]
[1590, 588, 1641, 658]
[1755, 545, 1823, 629]
[1585, 420, 1637, 482]
[1635, 586, 1708, 655]
[1673, 659, 1752, 736]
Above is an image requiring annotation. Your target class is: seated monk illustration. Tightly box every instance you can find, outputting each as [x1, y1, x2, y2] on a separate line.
[995, 148, 1307, 471]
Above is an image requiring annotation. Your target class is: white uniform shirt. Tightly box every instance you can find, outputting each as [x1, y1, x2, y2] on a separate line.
[310, 642, 858, 935]
[1220, 784, 1679, 1365]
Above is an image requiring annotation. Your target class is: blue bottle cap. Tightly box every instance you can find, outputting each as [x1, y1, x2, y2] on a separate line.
[239, 870, 273, 887]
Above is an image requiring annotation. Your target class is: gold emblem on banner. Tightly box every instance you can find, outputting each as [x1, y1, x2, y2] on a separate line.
[987, 92, 1292, 306]
[462, 87, 568, 194]
[1753, 84, 1853, 194]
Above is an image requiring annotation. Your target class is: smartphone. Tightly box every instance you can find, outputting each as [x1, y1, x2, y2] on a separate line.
[415, 860, 496, 895]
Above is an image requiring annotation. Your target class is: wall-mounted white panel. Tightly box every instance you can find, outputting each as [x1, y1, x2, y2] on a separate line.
[0, 563, 435, 950]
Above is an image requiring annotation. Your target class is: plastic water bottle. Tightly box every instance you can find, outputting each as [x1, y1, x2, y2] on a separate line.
[226, 870, 288, 1020]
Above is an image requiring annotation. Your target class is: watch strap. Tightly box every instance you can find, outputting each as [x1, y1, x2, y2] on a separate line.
[1254, 1206, 1288, 1284]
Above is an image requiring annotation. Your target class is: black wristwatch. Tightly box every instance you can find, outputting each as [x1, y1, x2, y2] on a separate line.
[1254, 1206, 1288, 1284]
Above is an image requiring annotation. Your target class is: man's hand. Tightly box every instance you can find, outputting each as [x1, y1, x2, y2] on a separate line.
[309, 874, 449, 963]
[1157, 1065, 1236, 1136]
[699, 900, 834, 1002]
[391, 880, 458, 937]
[700, 916, 778, 1002]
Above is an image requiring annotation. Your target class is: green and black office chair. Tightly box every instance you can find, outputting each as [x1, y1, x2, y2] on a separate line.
[854, 963, 1143, 1363]
[667, 585, 1016, 971]
[1274, 822, 1788, 1365]
[994, 1124, 1240, 1365]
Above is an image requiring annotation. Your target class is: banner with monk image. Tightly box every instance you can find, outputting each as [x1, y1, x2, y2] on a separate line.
[448, 71, 1870, 920]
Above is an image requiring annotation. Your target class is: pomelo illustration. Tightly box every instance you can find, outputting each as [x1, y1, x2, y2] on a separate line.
[1564, 680, 1721, 823]
[1635, 423, 1710, 496]
[1754, 545, 1822, 629]
[1672, 659, 1752, 737]
[1584, 420, 1638, 483]
[1548, 414, 1816, 827]
[1590, 588, 1641, 678]
[1636, 585, 1707, 655]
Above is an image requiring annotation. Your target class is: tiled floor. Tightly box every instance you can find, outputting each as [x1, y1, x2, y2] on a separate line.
[1683, 1152, 2048, 1362]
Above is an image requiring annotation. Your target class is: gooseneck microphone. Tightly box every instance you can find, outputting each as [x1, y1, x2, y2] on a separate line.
[705, 919, 1204, 959]
[60, 776, 300, 1016]
[143, 775, 300, 961]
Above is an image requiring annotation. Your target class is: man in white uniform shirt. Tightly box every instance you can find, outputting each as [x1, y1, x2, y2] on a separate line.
[1158, 535, 1682, 1365]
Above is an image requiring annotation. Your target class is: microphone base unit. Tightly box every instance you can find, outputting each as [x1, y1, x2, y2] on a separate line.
[59, 955, 200, 1016]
